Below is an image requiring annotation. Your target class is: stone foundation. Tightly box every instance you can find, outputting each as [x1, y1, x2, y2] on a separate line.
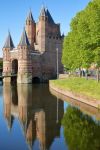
[17, 73, 32, 84]
[3, 77, 11, 84]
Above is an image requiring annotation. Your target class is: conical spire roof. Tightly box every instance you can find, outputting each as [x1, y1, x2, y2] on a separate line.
[19, 28, 30, 46]
[3, 31, 15, 49]
[5, 115, 14, 132]
[39, 6, 55, 24]
[40, 6, 47, 17]
[45, 8, 54, 24]
[26, 10, 34, 22]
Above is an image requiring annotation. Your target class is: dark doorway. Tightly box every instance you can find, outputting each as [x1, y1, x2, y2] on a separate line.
[11, 59, 18, 84]
[12, 59, 18, 74]
[32, 77, 40, 84]
[11, 76, 17, 85]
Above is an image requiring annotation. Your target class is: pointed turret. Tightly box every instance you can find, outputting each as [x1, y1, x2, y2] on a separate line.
[45, 8, 54, 24]
[39, 6, 54, 24]
[19, 28, 30, 46]
[3, 31, 14, 49]
[3, 32, 14, 74]
[40, 6, 47, 17]
[17, 34, 32, 83]
[25, 10, 36, 48]
[26, 10, 34, 22]
[37, 6, 47, 52]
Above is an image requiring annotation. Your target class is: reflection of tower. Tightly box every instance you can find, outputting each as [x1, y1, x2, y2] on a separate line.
[3, 84, 64, 150]
[12, 86, 18, 105]
[35, 110, 46, 150]
[18, 85, 32, 132]
[17, 84, 36, 150]
[26, 118, 36, 150]
[3, 84, 13, 131]
[17, 84, 64, 150]
[31, 84, 64, 150]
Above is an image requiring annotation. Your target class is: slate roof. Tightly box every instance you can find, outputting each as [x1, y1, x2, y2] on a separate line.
[45, 8, 54, 24]
[26, 10, 34, 22]
[3, 32, 15, 49]
[40, 6, 55, 24]
[19, 28, 30, 46]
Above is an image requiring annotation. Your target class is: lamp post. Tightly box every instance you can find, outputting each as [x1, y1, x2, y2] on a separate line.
[56, 96, 59, 123]
[56, 47, 59, 123]
[56, 47, 59, 79]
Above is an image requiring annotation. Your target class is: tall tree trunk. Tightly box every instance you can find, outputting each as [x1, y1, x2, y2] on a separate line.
[96, 68, 99, 83]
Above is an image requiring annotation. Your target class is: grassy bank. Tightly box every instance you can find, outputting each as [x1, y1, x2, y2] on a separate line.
[50, 77, 100, 101]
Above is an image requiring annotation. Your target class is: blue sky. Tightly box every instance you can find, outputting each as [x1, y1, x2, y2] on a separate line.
[0, 0, 91, 56]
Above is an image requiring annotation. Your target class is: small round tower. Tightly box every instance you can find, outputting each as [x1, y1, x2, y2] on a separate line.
[25, 10, 36, 50]
[17, 28, 32, 83]
[3, 32, 14, 83]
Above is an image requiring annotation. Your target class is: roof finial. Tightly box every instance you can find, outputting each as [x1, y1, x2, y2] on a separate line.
[40, 2, 47, 17]
[42, 1, 45, 8]
[8, 29, 10, 35]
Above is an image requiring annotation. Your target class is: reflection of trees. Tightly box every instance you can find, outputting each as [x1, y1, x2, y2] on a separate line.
[62, 106, 100, 150]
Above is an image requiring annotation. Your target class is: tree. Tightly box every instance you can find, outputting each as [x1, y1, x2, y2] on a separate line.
[0, 61, 3, 68]
[62, 106, 100, 150]
[62, 0, 100, 81]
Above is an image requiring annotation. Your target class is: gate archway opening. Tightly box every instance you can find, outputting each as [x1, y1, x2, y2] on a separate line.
[11, 59, 18, 84]
[32, 77, 40, 84]
[12, 59, 18, 75]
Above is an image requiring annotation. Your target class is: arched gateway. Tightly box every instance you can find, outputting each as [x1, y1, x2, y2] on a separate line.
[32, 77, 40, 83]
[12, 59, 18, 74]
[3, 7, 64, 84]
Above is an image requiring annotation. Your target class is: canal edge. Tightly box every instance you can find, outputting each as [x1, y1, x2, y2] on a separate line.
[49, 81, 100, 109]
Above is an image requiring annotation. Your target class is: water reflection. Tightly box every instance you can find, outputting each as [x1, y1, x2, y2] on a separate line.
[3, 84, 64, 150]
[62, 106, 100, 150]
[50, 87, 100, 120]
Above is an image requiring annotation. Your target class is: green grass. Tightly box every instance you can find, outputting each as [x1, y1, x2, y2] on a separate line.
[50, 77, 100, 100]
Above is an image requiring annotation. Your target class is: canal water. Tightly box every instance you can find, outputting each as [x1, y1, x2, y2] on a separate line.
[0, 84, 100, 150]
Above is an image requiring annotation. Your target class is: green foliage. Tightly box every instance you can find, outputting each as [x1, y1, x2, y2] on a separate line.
[51, 77, 100, 100]
[62, 106, 100, 150]
[62, 0, 100, 70]
[0, 61, 3, 68]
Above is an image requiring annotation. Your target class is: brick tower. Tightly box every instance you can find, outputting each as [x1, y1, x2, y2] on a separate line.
[3, 32, 15, 83]
[25, 10, 36, 50]
[17, 28, 32, 83]
[3, 6, 64, 84]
